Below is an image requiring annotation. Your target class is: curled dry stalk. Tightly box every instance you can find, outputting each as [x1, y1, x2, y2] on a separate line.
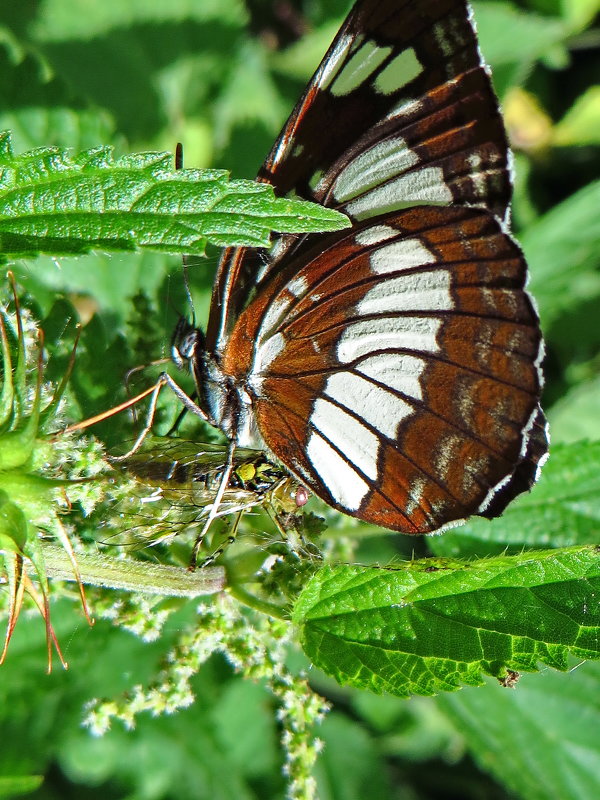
[0, 273, 96, 670]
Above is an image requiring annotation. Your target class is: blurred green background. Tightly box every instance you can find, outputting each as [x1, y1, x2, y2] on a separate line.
[0, 1, 599, 799]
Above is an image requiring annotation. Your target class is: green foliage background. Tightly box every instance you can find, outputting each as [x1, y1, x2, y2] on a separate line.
[0, 1, 599, 799]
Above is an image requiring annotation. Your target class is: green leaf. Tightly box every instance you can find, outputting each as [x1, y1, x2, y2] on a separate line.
[0, 604, 280, 800]
[472, 2, 568, 78]
[11, 251, 177, 328]
[439, 661, 600, 800]
[0, 492, 29, 552]
[213, 39, 286, 150]
[553, 86, 600, 146]
[29, 6, 248, 144]
[429, 441, 600, 557]
[351, 691, 460, 762]
[272, 20, 344, 82]
[0, 39, 117, 154]
[0, 775, 44, 798]
[548, 379, 600, 444]
[524, 181, 600, 326]
[561, 0, 600, 29]
[293, 547, 600, 698]
[315, 713, 393, 800]
[30, 0, 247, 41]
[0, 132, 349, 260]
[211, 680, 278, 779]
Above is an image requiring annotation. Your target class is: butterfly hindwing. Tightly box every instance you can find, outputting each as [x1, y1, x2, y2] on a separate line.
[220, 206, 544, 532]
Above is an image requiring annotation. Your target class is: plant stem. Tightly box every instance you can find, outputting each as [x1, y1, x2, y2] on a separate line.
[41, 543, 226, 597]
[228, 583, 290, 620]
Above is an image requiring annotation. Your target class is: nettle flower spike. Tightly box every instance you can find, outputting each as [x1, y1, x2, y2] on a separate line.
[0, 275, 93, 672]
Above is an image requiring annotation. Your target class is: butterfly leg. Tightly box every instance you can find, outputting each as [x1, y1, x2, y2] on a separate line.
[126, 369, 211, 458]
[188, 437, 237, 569]
[158, 372, 209, 422]
[91, 372, 208, 461]
[107, 377, 166, 460]
[195, 511, 242, 569]
[164, 390, 199, 436]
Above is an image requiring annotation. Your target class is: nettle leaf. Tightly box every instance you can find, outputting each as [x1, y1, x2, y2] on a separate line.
[472, 1, 568, 93]
[429, 441, 600, 557]
[472, 1, 567, 69]
[30, 0, 247, 41]
[213, 38, 286, 150]
[293, 547, 600, 699]
[0, 132, 349, 260]
[525, 180, 600, 327]
[30, 5, 248, 143]
[548, 380, 600, 445]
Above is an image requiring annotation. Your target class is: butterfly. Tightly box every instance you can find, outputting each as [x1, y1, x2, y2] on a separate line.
[171, 0, 548, 535]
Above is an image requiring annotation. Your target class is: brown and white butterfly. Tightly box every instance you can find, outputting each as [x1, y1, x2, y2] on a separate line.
[172, 0, 548, 534]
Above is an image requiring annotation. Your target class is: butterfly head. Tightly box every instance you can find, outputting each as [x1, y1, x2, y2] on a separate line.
[170, 316, 220, 429]
[171, 316, 205, 372]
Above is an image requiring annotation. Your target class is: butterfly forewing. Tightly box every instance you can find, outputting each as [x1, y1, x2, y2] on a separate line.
[261, 0, 510, 211]
[195, 0, 547, 535]
[207, 0, 511, 352]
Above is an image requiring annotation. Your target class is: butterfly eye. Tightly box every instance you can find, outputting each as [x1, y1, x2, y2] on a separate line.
[178, 332, 197, 361]
[171, 317, 205, 371]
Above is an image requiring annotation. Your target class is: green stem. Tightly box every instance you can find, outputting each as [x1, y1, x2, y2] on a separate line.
[40, 543, 226, 597]
[228, 583, 291, 620]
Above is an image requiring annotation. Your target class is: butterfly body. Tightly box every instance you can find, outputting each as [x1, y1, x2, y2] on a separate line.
[175, 0, 548, 535]
[172, 317, 266, 450]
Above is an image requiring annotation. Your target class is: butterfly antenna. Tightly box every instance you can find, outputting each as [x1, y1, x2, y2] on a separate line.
[182, 255, 195, 326]
[175, 142, 196, 326]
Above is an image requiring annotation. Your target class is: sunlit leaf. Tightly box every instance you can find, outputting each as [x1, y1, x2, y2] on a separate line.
[525, 181, 600, 326]
[553, 86, 600, 146]
[548, 380, 600, 444]
[0, 775, 44, 798]
[0, 39, 118, 154]
[30, 0, 247, 41]
[294, 548, 600, 698]
[0, 132, 349, 260]
[473, 1, 568, 72]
